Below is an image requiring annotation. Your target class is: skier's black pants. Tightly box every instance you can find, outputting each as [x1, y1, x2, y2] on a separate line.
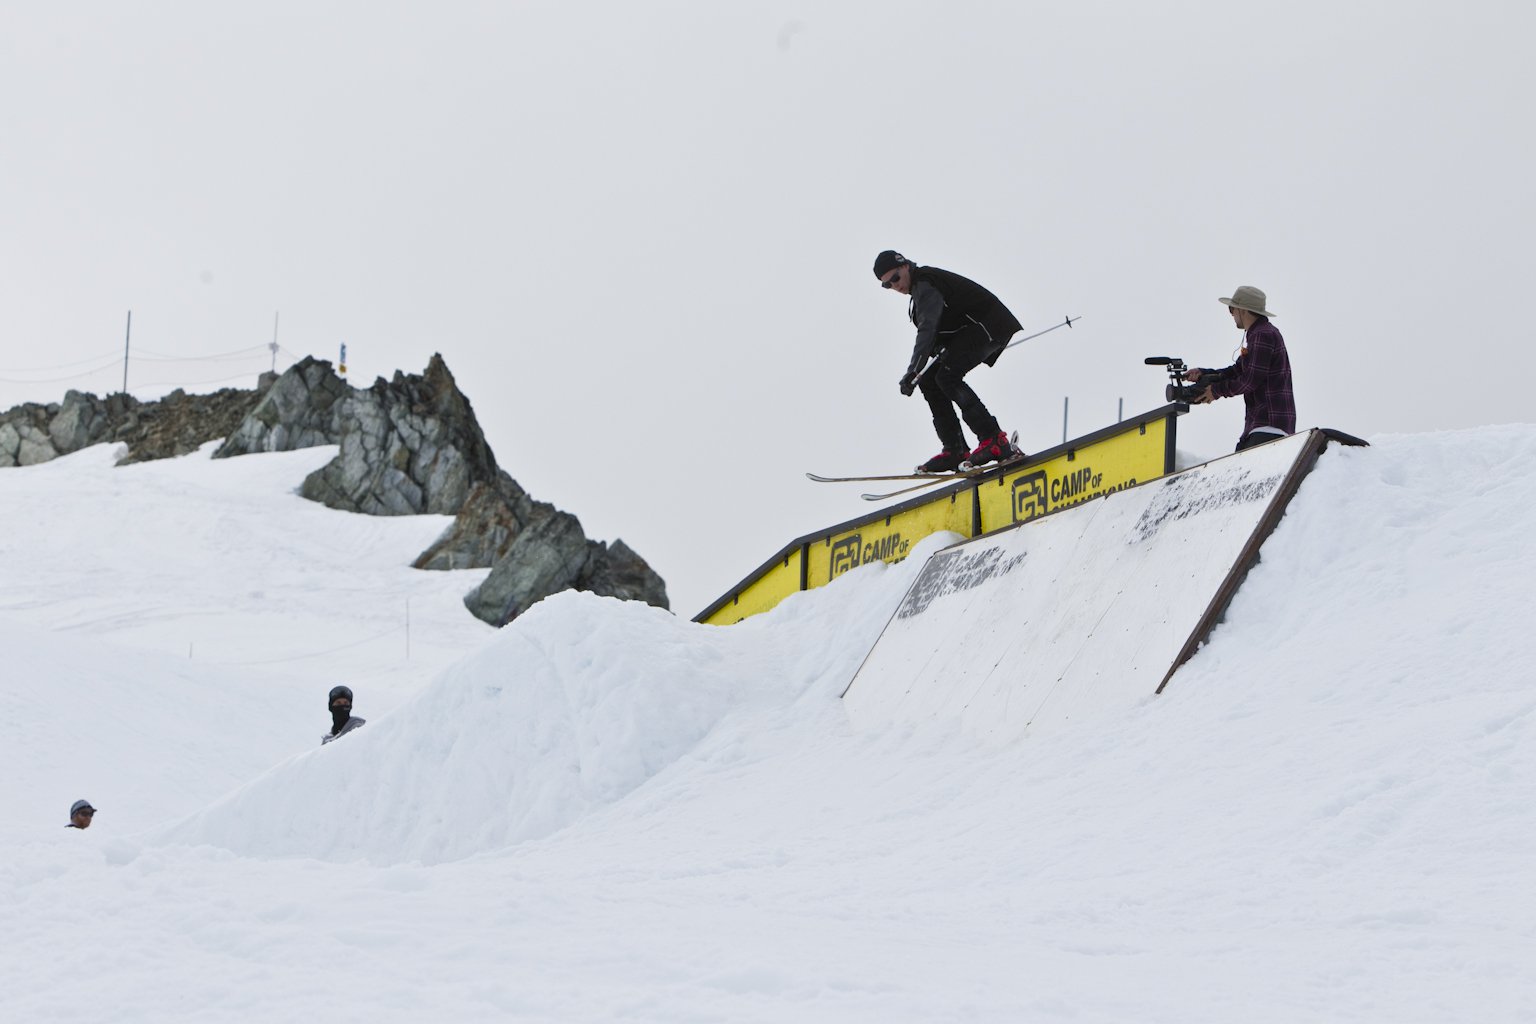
[917, 326, 1003, 452]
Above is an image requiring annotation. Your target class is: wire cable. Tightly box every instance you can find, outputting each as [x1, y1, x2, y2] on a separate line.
[0, 350, 124, 372]
[0, 357, 130, 385]
[132, 344, 273, 362]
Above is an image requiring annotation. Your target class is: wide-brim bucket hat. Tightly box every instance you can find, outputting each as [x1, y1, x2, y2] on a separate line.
[1220, 285, 1275, 318]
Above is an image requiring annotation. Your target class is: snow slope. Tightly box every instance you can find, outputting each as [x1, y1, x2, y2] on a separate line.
[846, 431, 1319, 741]
[0, 442, 494, 837]
[2, 428, 1535, 1022]
[159, 575, 910, 866]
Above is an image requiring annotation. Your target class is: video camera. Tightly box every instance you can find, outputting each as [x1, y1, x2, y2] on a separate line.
[1145, 356, 1208, 403]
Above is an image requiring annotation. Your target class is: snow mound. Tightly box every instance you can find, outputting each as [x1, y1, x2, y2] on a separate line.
[0, 617, 313, 839]
[158, 535, 956, 865]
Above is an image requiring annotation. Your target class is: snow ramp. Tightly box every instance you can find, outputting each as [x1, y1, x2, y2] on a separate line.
[151, 561, 927, 866]
[842, 429, 1340, 742]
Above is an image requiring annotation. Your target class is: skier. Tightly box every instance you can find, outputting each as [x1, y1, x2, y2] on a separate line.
[66, 799, 96, 829]
[322, 684, 366, 745]
[1183, 285, 1296, 451]
[874, 250, 1025, 472]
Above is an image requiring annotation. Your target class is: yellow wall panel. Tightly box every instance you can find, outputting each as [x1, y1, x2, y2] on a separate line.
[696, 409, 1183, 625]
[805, 490, 974, 590]
[977, 418, 1167, 533]
[700, 548, 802, 626]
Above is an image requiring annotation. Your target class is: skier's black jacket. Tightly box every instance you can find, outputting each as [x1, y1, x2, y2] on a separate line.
[904, 266, 1023, 376]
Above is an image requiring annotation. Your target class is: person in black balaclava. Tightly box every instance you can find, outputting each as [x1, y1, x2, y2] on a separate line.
[322, 684, 366, 745]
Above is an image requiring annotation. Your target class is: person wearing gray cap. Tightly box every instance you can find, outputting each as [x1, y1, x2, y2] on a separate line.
[1183, 285, 1295, 451]
[66, 799, 96, 829]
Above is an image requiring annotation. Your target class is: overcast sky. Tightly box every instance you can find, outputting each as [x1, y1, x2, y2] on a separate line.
[3, 1, 1532, 617]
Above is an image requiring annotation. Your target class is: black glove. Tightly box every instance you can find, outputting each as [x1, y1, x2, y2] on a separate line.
[899, 371, 917, 397]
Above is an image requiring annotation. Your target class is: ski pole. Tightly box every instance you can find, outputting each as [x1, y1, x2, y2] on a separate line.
[1002, 314, 1079, 352]
[913, 315, 1080, 385]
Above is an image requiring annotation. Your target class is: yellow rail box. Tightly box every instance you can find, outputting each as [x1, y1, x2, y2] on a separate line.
[697, 405, 1184, 626]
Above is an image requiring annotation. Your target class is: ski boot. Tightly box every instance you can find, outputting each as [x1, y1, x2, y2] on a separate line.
[915, 446, 968, 474]
[961, 430, 1019, 470]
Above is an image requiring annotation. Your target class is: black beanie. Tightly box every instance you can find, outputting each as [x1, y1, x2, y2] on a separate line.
[872, 250, 908, 278]
[328, 684, 354, 709]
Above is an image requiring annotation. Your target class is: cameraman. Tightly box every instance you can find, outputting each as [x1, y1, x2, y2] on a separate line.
[1184, 285, 1295, 451]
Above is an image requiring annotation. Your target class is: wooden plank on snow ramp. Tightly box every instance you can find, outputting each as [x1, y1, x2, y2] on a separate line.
[840, 429, 1330, 743]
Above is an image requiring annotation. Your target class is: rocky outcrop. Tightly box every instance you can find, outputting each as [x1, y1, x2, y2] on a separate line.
[463, 510, 594, 625]
[48, 390, 118, 454]
[214, 357, 347, 457]
[577, 539, 669, 607]
[117, 387, 265, 464]
[414, 468, 672, 625]
[0, 402, 66, 466]
[412, 474, 546, 571]
[460, 513, 669, 627]
[1, 352, 671, 626]
[298, 354, 498, 516]
[0, 387, 261, 467]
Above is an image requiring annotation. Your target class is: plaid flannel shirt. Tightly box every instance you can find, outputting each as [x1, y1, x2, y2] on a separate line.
[1206, 319, 1295, 438]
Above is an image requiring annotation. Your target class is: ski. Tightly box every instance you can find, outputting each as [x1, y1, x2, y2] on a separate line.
[859, 451, 1029, 500]
[806, 470, 961, 484]
[807, 462, 1001, 485]
[860, 477, 964, 501]
[809, 433, 1026, 488]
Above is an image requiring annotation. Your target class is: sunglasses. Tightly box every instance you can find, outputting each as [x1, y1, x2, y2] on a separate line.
[881, 269, 902, 289]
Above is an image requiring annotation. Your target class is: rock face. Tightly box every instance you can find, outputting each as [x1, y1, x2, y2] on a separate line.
[412, 472, 670, 627]
[0, 388, 262, 466]
[214, 357, 347, 457]
[297, 354, 499, 516]
[457, 509, 669, 627]
[0, 352, 670, 626]
[0, 402, 65, 466]
[412, 475, 545, 571]
[118, 388, 267, 464]
[48, 390, 116, 454]
[578, 539, 669, 607]
[463, 510, 594, 625]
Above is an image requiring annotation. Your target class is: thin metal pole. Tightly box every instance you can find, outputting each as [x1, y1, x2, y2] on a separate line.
[1118, 397, 1123, 423]
[122, 310, 132, 394]
[1002, 314, 1080, 353]
[270, 312, 280, 372]
[1062, 396, 1069, 444]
